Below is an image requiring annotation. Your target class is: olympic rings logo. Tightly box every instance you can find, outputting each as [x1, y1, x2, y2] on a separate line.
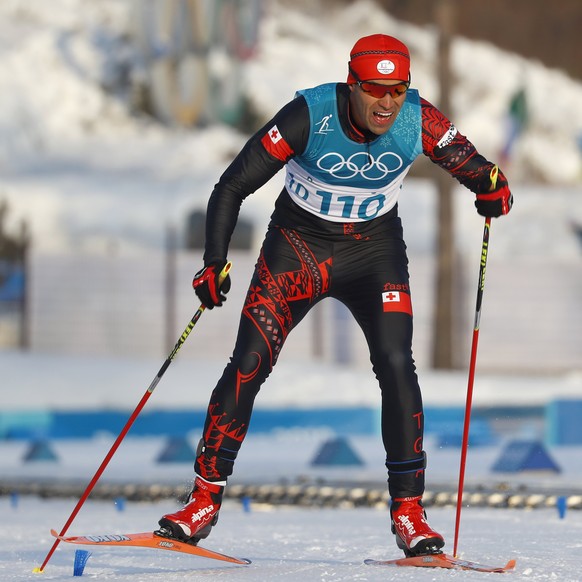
[316, 151, 403, 180]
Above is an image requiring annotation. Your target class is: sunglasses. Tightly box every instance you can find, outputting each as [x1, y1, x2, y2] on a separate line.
[350, 68, 410, 99]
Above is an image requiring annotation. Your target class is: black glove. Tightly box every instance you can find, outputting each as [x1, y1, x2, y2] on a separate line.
[192, 260, 231, 309]
[475, 183, 513, 217]
[475, 166, 513, 217]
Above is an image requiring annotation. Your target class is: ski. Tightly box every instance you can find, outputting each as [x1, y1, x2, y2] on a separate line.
[50, 530, 251, 565]
[364, 553, 516, 573]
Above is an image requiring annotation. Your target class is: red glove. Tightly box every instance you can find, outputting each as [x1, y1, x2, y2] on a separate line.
[475, 166, 513, 217]
[192, 261, 231, 309]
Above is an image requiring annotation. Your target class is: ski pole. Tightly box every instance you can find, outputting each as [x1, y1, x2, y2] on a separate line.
[452, 211, 493, 558]
[35, 262, 232, 573]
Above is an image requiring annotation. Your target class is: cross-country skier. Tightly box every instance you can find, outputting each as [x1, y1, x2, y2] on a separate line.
[155, 34, 512, 557]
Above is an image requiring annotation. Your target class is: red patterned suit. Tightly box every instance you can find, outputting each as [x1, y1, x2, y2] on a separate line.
[195, 83, 507, 498]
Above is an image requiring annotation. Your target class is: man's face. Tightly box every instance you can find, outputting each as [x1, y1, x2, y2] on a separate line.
[348, 79, 408, 136]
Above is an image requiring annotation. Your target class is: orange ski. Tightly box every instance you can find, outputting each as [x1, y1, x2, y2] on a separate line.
[365, 553, 516, 573]
[50, 530, 251, 565]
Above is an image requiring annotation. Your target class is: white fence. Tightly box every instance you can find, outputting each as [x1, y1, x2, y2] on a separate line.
[22, 248, 582, 374]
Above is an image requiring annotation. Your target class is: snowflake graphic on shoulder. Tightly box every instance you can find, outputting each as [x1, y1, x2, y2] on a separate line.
[390, 106, 420, 145]
[307, 85, 331, 104]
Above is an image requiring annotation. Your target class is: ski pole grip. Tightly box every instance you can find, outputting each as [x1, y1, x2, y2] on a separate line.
[489, 164, 499, 190]
[218, 261, 232, 286]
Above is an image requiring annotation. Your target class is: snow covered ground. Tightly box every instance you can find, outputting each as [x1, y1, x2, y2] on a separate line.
[3, 379, 582, 579]
[3, 350, 582, 411]
[3, 421, 582, 580]
[2, 496, 581, 581]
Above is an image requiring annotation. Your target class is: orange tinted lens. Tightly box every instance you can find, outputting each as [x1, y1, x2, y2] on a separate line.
[361, 82, 408, 98]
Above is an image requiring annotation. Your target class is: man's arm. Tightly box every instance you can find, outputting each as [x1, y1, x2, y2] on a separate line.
[420, 97, 512, 217]
[203, 96, 310, 264]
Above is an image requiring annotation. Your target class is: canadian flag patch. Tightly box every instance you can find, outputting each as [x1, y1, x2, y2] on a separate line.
[382, 291, 413, 315]
[261, 125, 293, 161]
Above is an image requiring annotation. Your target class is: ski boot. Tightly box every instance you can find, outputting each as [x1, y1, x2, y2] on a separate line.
[155, 475, 224, 545]
[390, 496, 445, 557]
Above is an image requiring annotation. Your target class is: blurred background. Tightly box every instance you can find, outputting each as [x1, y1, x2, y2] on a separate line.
[1, 0, 582, 496]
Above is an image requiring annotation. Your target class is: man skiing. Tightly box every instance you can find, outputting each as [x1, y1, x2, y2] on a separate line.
[155, 34, 512, 557]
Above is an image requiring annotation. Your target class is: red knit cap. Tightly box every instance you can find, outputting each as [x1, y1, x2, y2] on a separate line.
[347, 34, 410, 83]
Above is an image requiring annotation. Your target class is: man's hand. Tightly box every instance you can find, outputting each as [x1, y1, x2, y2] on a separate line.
[192, 260, 231, 309]
[475, 165, 513, 217]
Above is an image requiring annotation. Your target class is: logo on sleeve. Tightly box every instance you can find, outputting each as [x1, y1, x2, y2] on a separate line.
[436, 124, 458, 148]
[267, 125, 282, 144]
[261, 125, 293, 161]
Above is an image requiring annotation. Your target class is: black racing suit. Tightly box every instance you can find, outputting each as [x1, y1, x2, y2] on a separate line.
[195, 84, 507, 498]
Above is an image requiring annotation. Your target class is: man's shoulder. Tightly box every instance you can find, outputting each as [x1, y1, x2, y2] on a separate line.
[296, 82, 343, 102]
